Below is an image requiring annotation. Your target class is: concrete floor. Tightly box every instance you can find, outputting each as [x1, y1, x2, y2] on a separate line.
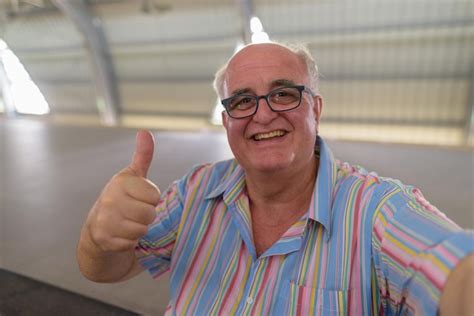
[0, 268, 138, 315]
[1, 118, 473, 314]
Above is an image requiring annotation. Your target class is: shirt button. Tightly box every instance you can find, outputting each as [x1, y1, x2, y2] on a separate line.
[246, 297, 254, 305]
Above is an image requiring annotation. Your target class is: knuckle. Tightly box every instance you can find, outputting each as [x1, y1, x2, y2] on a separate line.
[146, 208, 157, 224]
[97, 196, 127, 219]
[139, 224, 149, 236]
[108, 174, 122, 188]
[112, 240, 136, 252]
[136, 205, 156, 225]
[151, 189, 161, 205]
[110, 173, 131, 190]
[95, 208, 112, 227]
[132, 225, 148, 239]
[144, 179, 161, 203]
[124, 239, 139, 250]
[136, 206, 156, 225]
[97, 198, 113, 212]
[91, 230, 108, 248]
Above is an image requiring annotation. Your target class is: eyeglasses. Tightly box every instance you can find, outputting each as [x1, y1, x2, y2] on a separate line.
[221, 85, 315, 119]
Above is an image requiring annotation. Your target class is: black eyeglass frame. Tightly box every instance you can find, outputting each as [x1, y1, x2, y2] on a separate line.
[221, 85, 316, 119]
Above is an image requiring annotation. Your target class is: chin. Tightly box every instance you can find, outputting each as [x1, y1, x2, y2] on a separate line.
[247, 156, 294, 173]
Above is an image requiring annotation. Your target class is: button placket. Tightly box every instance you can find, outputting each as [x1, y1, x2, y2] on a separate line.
[237, 259, 261, 314]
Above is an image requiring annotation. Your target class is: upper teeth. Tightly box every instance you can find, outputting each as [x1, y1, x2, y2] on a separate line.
[254, 130, 285, 141]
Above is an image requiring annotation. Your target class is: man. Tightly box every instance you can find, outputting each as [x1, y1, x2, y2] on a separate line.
[77, 42, 474, 315]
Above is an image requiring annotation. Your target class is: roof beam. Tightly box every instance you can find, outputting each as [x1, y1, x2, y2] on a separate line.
[53, 0, 120, 126]
[237, 0, 253, 44]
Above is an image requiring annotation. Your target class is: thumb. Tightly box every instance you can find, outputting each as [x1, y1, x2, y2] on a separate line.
[130, 130, 155, 178]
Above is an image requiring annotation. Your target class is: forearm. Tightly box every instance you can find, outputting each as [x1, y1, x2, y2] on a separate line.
[77, 225, 143, 283]
[439, 253, 474, 316]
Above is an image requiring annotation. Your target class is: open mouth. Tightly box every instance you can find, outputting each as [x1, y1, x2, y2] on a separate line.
[252, 130, 287, 141]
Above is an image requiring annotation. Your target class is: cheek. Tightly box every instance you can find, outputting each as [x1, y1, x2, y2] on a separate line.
[224, 119, 247, 144]
[310, 114, 319, 132]
[294, 106, 318, 135]
[304, 120, 318, 139]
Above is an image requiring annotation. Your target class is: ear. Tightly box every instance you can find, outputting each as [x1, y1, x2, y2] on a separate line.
[222, 110, 229, 129]
[313, 95, 323, 133]
[313, 95, 323, 122]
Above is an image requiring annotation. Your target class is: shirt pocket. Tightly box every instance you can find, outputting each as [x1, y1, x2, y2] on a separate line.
[281, 281, 351, 315]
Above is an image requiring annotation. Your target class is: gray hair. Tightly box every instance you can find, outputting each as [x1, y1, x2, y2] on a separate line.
[212, 42, 320, 99]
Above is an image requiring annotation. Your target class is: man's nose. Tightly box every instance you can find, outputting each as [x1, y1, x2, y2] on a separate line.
[252, 97, 278, 123]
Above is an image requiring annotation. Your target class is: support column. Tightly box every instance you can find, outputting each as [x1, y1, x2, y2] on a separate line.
[0, 60, 16, 118]
[53, 0, 120, 126]
[465, 63, 474, 146]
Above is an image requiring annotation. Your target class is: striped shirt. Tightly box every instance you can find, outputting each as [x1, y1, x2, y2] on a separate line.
[136, 137, 474, 315]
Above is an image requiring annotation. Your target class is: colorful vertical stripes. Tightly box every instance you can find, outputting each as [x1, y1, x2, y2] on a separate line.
[136, 137, 474, 315]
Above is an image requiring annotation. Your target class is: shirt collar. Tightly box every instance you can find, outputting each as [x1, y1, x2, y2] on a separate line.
[308, 136, 337, 241]
[206, 136, 337, 240]
[206, 160, 246, 205]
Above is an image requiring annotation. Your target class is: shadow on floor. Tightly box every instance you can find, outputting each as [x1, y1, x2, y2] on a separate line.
[0, 269, 138, 316]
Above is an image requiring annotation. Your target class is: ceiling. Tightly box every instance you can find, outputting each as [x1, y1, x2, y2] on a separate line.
[0, 0, 473, 145]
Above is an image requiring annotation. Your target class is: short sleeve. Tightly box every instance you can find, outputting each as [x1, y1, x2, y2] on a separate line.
[371, 183, 474, 315]
[135, 179, 185, 279]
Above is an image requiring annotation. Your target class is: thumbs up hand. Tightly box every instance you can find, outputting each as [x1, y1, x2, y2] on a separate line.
[85, 130, 160, 253]
[128, 129, 155, 178]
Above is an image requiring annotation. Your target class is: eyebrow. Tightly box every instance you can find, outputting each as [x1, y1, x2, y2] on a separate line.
[230, 79, 298, 96]
[271, 79, 297, 88]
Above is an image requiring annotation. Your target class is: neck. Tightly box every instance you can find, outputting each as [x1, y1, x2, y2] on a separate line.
[245, 157, 319, 224]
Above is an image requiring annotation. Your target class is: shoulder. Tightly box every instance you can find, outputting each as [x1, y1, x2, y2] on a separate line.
[333, 159, 439, 215]
[184, 159, 238, 185]
[335, 161, 458, 237]
[334, 159, 392, 196]
[175, 158, 239, 197]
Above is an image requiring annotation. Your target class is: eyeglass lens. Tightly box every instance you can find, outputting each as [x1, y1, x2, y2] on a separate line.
[226, 86, 302, 118]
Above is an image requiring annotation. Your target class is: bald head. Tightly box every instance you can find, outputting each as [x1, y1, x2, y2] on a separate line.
[213, 42, 320, 99]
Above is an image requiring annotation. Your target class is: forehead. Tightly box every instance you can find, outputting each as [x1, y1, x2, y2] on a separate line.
[224, 44, 307, 95]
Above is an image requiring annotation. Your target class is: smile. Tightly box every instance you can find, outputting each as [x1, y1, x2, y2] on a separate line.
[253, 130, 287, 141]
